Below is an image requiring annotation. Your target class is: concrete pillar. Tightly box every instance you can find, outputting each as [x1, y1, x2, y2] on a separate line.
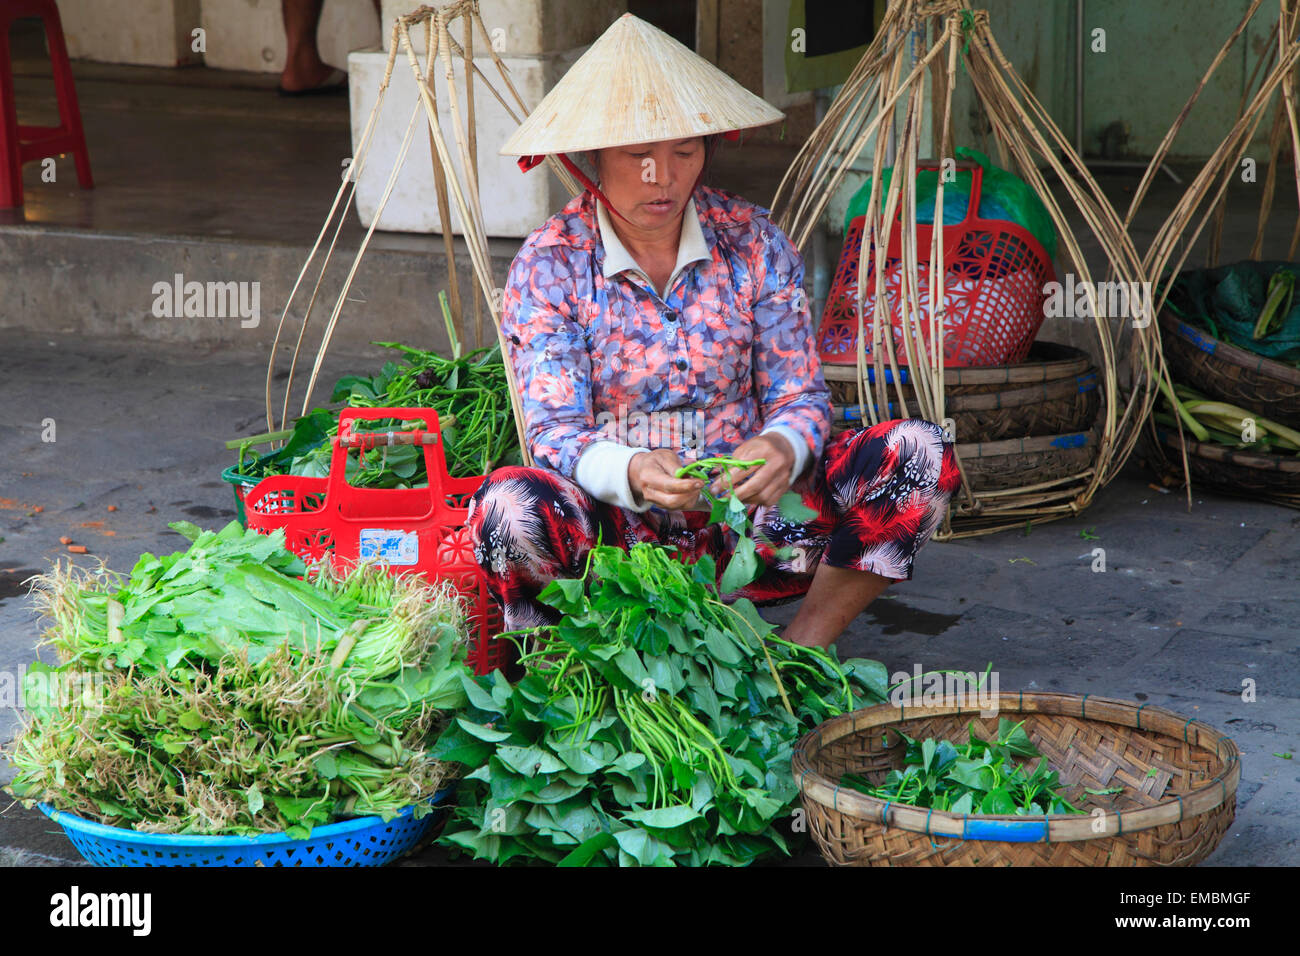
[348, 44, 582, 237]
[60, 0, 203, 68]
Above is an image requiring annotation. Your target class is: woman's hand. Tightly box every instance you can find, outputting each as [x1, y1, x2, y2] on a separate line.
[629, 449, 707, 510]
[711, 433, 795, 507]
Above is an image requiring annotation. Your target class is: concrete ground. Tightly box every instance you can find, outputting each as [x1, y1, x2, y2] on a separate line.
[1, 330, 1296, 866]
[0, 21, 1297, 868]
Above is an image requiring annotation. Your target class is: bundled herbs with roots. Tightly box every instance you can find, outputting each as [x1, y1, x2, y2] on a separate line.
[5, 521, 473, 837]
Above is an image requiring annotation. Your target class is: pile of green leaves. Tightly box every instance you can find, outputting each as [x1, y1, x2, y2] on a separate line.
[840, 718, 1084, 816]
[433, 541, 889, 866]
[235, 340, 520, 487]
[6, 521, 473, 837]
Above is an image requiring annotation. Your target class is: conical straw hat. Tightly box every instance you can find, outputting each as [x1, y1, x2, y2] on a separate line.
[500, 13, 784, 156]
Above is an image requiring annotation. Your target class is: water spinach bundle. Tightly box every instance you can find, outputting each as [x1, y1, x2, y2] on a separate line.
[434, 541, 889, 866]
[6, 521, 473, 837]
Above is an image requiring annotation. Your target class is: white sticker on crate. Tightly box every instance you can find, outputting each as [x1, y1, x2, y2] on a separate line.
[359, 529, 419, 566]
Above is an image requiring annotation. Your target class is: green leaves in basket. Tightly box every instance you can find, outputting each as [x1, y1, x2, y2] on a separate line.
[840, 718, 1086, 815]
[236, 337, 520, 485]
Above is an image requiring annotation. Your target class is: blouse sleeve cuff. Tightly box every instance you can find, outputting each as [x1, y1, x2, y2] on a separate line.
[574, 441, 654, 512]
[762, 424, 812, 485]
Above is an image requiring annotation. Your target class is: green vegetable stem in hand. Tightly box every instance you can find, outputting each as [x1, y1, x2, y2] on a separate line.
[674, 456, 767, 484]
[673, 456, 764, 509]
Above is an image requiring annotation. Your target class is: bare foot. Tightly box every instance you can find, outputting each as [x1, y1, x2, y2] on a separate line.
[279, 58, 339, 93]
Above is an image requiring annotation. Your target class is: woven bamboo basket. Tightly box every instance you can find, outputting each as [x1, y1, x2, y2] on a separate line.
[955, 425, 1101, 493]
[1124, 1, 1300, 505]
[793, 693, 1240, 867]
[828, 343, 1100, 443]
[1160, 309, 1300, 429]
[1148, 427, 1300, 510]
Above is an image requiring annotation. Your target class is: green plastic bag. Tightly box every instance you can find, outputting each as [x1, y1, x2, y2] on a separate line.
[842, 147, 1057, 260]
[1164, 261, 1300, 364]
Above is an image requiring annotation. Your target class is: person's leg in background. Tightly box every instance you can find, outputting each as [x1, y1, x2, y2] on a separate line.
[280, 0, 332, 93]
[280, 0, 381, 94]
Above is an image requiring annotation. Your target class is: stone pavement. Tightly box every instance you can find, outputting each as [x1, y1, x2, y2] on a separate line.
[1, 330, 1296, 866]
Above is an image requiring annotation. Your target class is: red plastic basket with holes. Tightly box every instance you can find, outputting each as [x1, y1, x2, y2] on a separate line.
[816, 160, 1055, 368]
[242, 407, 505, 676]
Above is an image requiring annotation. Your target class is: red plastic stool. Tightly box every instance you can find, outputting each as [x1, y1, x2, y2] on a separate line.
[0, 0, 93, 209]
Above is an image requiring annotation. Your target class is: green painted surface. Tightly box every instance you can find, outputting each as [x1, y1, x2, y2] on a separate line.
[825, 1, 1276, 233]
[1083, 0, 1271, 160]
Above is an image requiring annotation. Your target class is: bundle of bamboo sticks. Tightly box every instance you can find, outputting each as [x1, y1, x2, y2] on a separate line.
[771, 0, 1167, 538]
[1125, 0, 1300, 498]
[262, 1, 584, 468]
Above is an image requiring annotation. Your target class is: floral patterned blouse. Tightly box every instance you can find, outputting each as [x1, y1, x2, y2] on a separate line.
[500, 184, 831, 479]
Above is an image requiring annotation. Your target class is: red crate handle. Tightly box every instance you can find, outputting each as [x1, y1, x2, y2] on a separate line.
[853, 160, 988, 261]
[325, 407, 450, 524]
[910, 158, 985, 228]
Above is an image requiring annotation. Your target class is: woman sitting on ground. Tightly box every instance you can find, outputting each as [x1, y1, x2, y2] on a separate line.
[468, 14, 959, 650]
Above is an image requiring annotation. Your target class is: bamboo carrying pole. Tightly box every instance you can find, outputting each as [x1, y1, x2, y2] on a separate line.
[771, 0, 1165, 538]
[263, 2, 585, 471]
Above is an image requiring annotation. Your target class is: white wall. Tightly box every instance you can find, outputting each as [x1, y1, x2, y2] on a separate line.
[200, 0, 381, 73]
[60, 0, 202, 67]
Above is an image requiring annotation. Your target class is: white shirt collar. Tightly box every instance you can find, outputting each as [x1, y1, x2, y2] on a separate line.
[596, 197, 711, 296]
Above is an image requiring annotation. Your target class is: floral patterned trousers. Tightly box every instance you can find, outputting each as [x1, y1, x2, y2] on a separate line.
[466, 418, 961, 633]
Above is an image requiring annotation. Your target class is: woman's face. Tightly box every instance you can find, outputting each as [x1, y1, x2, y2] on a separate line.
[593, 137, 706, 231]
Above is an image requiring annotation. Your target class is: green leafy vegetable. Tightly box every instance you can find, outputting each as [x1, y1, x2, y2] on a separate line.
[435, 541, 888, 866]
[235, 338, 522, 488]
[5, 522, 473, 836]
[840, 719, 1086, 815]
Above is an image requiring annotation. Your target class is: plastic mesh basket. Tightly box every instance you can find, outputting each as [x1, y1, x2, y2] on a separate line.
[39, 792, 449, 867]
[221, 462, 263, 527]
[818, 161, 1054, 368]
[222, 442, 327, 528]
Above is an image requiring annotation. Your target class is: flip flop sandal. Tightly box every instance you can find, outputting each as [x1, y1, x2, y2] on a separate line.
[277, 67, 348, 97]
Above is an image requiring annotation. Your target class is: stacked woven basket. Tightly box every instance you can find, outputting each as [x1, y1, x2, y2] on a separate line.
[1148, 307, 1300, 509]
[773, 0, 1161, 540]
[828, 342, 1103, 493]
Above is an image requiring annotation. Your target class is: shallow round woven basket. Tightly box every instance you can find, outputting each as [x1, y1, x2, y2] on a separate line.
[823, 341, 1092, 393]
[793, 693, 1239, 866]
[954, 425, 1100, 492]
[1160, 310, 1300, 429]
[39, 791, 450, 867]
[832, 373, 1099, 443]
[1152, 427, 1300, 510]
[826, 343, 1100, 444]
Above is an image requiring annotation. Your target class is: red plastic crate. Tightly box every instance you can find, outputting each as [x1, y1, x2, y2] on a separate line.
[817, 161, 1055, 368]
[243, 407, 506, 675]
